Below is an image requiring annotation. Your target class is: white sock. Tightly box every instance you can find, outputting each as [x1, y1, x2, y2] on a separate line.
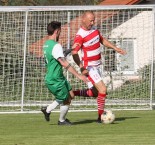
[59, 105, 69, 122]
[46, 100, 60, 113]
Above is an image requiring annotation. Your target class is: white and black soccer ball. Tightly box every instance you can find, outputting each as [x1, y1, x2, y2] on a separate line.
[101, 110, 115, 124]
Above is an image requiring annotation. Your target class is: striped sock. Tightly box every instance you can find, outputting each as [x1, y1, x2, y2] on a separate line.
[97, 93, 106, 119]
[73, 89, 93, 97]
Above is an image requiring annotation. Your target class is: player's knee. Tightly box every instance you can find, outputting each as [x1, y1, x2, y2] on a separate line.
[63, 98, 71, 105]
[99, 86, 107, 94]
[100, 90, 107, 95]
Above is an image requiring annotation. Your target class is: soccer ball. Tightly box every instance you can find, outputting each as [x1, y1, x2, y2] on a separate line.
[101, 110, 115, 124]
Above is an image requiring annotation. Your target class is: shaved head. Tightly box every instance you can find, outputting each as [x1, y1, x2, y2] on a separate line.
[82, 11, 95, 30]
[82, 11, 94, 19]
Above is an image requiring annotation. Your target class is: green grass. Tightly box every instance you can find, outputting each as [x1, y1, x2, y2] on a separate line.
[0, 110, 155, 145]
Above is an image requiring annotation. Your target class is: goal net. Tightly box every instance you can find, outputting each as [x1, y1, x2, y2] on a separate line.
[0, 6, 154, 113]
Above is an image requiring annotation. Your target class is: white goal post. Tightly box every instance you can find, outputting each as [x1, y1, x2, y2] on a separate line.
[0, 5, 154, 113]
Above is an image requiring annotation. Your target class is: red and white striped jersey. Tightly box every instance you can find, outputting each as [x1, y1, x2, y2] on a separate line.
[73, 26, 104, 68]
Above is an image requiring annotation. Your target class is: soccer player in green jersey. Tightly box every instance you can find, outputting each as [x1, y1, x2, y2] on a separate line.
[41, 21, 87, 125]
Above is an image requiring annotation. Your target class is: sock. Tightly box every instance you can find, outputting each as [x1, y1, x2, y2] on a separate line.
[97, 93, 106, 120]
[73, 89, 93, 97]
[46, 100, 60, 113]
[59, 105, 69, 122]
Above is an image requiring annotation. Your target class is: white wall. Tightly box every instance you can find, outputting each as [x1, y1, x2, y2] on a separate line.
[110, 11, 153, 71]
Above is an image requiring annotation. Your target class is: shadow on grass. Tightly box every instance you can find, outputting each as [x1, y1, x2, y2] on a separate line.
[49, 117, 140, 125]
[115, 116, 140, 122]
[49, 119, 96, 126]
[72, 116, 140, 125]
[73, 119, 96, 125]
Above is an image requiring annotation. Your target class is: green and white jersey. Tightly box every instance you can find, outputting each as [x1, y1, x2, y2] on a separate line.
[43, 40, 65, 84]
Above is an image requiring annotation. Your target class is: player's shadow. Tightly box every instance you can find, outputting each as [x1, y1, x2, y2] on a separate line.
[49, 119, 96, 126]
[73, 119, 97, 125]
[72, 116, 140, 125]
[49, 117, 140, 125]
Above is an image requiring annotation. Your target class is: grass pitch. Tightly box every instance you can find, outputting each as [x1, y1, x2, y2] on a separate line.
[0, 110, 155, 145]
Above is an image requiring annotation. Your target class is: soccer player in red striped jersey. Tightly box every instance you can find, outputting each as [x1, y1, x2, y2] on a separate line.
[72, 11, 126, 123]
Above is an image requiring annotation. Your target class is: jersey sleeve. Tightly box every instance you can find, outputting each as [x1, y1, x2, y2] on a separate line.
[73, 35, 83, 52]
[52, 43, 64, 59]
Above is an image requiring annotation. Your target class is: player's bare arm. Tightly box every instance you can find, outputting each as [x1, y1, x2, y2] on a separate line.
[72, 43, 89, 76]
[102, 38, 127, 55]
[72, 43, 83, 67]
[58, 57, 88, 82]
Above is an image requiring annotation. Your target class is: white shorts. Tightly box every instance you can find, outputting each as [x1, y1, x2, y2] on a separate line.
[87, 65, 103, 89]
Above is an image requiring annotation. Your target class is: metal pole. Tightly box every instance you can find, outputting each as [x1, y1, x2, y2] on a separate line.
[21, 10, 28, 112]
[150, 7, 155, 110]
[67, 11, 70, 80]
[67, 11, 71, 50]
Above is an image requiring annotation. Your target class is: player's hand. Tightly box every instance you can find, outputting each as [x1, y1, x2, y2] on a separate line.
[72, 43, 81, 49]
[80, 67, 89, 76]
[116, 48, 127, 55]
[78, 74, 88, 83]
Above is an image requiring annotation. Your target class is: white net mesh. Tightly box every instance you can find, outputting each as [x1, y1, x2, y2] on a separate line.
[0, 6, 154, 112]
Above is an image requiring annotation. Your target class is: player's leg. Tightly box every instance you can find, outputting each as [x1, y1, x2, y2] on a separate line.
[94, 80, 107, 123]
[57, 81, 73, 125]
[41, 100, 60, 121]
[46, 100, 60, 113]
[58, 90, 73, 125]
[73, 88, 94, 97]
[41, 83, 61, 121]
[87, 66, 107, 123]
[41, 80, 65, 121]
[73, 86, 98, 97]
[73, 70, 98, 98]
